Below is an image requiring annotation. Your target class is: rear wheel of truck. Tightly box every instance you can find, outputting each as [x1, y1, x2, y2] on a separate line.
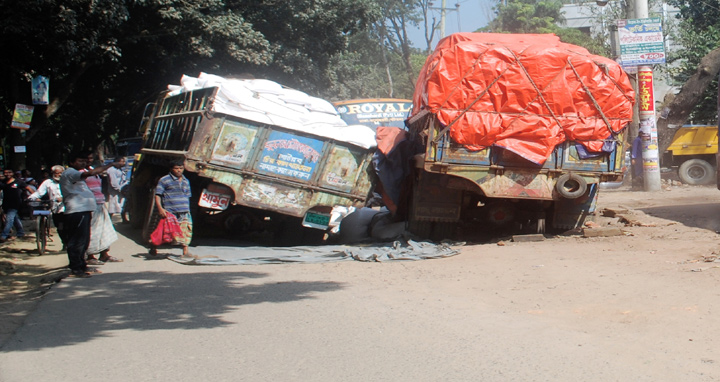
[678, 159, 715, 185]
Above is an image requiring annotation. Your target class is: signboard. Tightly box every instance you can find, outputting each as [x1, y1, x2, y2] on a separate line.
[334, 99, 412, 130]
[31, 76, 49, 105]
[199, 188, 231, 210]
[258, 131, 324, 181]
[637, 67, 655, 116]
[617, 17, 665, 66]
[11, 104, 34, 130]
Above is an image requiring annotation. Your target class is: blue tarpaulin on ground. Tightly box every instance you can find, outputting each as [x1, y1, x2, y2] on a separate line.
[162, 239, 461, 265]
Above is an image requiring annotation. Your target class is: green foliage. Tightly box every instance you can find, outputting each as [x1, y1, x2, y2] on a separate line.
[0, 0, 380, 169]
[485, 0, 565, 33]
[665, 0, 720, 123]
[554, 27, 610, 56]
[482, 0, 609, 56]
[322, 35, 423, 101]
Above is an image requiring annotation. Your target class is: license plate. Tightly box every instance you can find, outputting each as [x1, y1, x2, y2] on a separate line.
[199, 189, 231, 210]
[302, 211, 331, 229]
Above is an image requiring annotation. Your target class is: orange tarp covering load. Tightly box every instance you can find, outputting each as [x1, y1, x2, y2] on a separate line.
[412, 33, 635, 164]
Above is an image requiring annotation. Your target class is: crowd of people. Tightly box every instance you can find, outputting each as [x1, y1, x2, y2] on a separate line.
[0, 151, 130, 278]
[1, 155, 194, 278]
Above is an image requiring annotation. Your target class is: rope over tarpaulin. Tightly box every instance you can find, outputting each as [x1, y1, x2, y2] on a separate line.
[413, 33, 636, 164]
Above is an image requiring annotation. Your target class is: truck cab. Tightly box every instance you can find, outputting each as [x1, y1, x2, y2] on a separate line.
[664, 125, 717, 185]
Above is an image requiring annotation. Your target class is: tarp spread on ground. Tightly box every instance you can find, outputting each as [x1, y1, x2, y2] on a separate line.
[412, 33, 635, 164]
[169, 73, 377, 149]
[163, 240, 460, 265]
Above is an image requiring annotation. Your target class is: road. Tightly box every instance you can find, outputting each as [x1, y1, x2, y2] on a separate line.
[2, 186, 720, 381]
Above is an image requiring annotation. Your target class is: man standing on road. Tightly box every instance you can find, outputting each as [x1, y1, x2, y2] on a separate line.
[150, 160, 193, 258]
[0, 168, 35, 242]
[60, 152, 119, 278]
[106, 156, 128, 221]
[83, 152, 120, 265]
[631, 132, 647, 190]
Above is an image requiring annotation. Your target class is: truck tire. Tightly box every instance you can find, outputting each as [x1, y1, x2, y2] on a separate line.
[555, 173, 587, 199]
[678, 159, 715, 185]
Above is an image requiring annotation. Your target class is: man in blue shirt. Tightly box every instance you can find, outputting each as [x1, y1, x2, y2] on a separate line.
[150, 161, 193, 257]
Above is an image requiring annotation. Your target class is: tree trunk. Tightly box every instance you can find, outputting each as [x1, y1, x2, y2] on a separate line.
[657, 47, 720, 153]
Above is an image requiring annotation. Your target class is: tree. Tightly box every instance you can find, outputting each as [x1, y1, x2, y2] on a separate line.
[0, 0, 377, 172]
[664, 0, 720, 126]
[483, 0, 609, 56]
[485, 0, 566, 33]
[419, 0, 439, 53]
[375, 0, 422, 95]
[656, 47, 720, 153]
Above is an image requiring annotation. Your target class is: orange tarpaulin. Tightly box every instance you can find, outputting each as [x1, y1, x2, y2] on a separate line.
[412, 33, 635, 164]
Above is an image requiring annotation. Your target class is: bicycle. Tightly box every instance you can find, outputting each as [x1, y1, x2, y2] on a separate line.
[28, 200, 52, 255]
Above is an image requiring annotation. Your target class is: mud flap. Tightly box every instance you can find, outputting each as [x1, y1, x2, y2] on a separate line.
[552, 183, 598, 230]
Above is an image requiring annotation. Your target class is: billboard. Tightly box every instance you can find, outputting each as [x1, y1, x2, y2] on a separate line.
[617, 18, 666, 66]
[334, 99, 412, 130]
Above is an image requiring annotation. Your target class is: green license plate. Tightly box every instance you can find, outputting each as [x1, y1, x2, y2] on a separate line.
[302, 212, 331, 229]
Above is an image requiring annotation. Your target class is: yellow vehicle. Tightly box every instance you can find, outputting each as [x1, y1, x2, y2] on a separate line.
[663, 125, 718, 185]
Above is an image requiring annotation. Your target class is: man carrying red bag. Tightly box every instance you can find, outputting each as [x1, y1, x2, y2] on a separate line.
[149, 161, 192, 257]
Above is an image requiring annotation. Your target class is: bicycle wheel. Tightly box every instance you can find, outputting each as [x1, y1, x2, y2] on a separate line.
[36, 216, 48, 256]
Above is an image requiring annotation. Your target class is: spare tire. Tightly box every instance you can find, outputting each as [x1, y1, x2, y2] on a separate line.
[555, 173, 587, 199]
[678, 159, 715, 185]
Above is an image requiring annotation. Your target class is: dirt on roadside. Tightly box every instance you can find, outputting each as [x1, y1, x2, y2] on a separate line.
[0, 232, 68, 344]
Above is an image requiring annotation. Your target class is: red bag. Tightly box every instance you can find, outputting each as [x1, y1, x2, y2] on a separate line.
[149, 214, 182, 246]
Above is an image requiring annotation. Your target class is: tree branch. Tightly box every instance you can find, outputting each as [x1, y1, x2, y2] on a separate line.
[657, 46, 720, 153]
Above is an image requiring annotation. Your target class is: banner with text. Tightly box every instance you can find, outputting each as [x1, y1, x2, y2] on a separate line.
[617, 17, 666, 66]
[11, 104, 34, 130]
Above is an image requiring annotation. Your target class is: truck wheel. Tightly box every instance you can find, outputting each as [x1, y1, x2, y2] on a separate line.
[678, 159, 715, 185]
[555, 173, 587, 199]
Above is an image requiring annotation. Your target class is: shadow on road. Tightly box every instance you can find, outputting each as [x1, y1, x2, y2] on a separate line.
[639, 202, 720, 232]
[113, 221, 312, 249]
[2, 270, 344, 352]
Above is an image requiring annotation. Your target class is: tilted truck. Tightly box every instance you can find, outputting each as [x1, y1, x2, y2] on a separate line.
[662, 125, 717, 185]
[403, 33, 635, 237]
[129, 73, 377, 244]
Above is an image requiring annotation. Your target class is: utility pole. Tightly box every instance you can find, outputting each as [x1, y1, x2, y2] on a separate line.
[599, 0, 660, 191]
[635, 0, 662, 191]
[431, 0, 459, 39]
[440, 0, 446, 38]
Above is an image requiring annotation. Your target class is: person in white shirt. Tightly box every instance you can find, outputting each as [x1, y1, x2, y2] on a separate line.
[106, 156, 128, 220]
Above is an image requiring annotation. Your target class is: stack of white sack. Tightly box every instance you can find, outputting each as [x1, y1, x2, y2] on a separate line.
[167, 72, 377, 149]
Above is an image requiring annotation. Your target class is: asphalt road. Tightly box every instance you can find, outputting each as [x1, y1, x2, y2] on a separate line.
[2, 195, 720, 382]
